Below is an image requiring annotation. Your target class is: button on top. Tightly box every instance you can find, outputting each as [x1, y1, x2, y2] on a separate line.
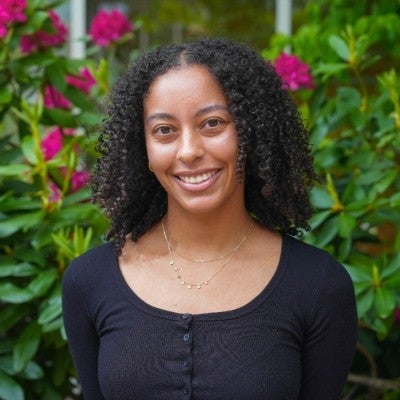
[182, 313, 191, 320]
[183, 388, 189, 395]
[183, 359, 191, 367]
[183, 333, 191, 342]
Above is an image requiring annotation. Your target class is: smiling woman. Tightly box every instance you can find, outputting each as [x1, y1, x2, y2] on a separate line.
[62, 37, 358, 400]
[144, 65, 241, 216]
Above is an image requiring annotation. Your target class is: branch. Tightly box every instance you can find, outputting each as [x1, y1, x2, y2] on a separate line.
[347, 373, 400, 391]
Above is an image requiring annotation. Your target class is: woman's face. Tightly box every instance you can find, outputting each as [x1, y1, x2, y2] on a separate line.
[143, 64, 245, 216]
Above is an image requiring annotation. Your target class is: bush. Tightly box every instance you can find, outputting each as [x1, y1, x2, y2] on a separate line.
[266, 0, 400, 398]
[0, 1, 135, 398]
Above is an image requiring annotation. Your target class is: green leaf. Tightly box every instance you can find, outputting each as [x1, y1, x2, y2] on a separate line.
[38, 297, 62, 325]
[0, 210, 45, 238]
[65, 86, 93, 110]
[310, 187, 334, 209]
[41, 316, 63, 333]
[329, 35, 350, 61]
[51, 203, 98, 222]
[0, 304, 29, 332]
[13, 322, 41, 373]
[373, 287, 395, 319]
[21, 136, 38, 165]
[381, 252, 400, 280]
[354, 281, 372, 296]
[309, 210, 332, 230]
[0, 262, 38, 278]
[337, 87, 362, 109]
[0, 165, 31, 176]
[313, 63, 347, 77]
[338, 237, 352, 261]
[314, 216, 338, 248]
[76, 111, 104, 126]
[42, 109, 76, 127]
[27, 270, 57, 297]
[0, 85, 12, 105]
[46, 61, 67, 92]
[0, 197, 41, 212]
[384, 271, 400, 289]
[0, 370, 24, 400]
[369, 318, 388, 338]
[0, 283, 33, 304]
[343, 263, 371, 283]
[20, 361, 44, 381]
[338, 212, 357, 238]
[18, 10, 48, 33]
[372, 170, 398, 194]
[51, 233, 76, 260]
[390, 192, 400, 207]
[357, 288, 373, 318]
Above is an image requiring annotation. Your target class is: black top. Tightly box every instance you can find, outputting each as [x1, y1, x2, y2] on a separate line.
[62, 234, 357, 400]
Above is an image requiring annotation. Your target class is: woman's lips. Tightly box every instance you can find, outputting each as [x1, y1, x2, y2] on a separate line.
[177, 169, 218, 184]
[174, 169, 221, 192]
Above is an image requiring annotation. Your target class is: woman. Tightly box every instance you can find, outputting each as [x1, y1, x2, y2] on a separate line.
[62, 37, 357, 399]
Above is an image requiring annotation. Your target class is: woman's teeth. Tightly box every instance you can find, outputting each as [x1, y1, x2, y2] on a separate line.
[179, 170, 217, 184]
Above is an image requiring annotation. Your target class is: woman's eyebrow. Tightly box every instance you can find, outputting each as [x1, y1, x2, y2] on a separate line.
[145, 104, 229, 125]
[195, 104, 229, 117]
[145, 112, 174, 124]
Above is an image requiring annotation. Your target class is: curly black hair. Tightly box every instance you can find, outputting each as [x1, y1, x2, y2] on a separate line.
[91, 37, 317, 254]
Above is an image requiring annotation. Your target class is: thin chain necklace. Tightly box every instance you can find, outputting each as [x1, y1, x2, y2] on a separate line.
[161, 218, 254, 289]
[162, 218, 253, 263]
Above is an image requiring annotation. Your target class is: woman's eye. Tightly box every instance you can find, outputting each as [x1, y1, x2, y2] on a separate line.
[155, 126, 173, 135]
[204, 119, 222, 128]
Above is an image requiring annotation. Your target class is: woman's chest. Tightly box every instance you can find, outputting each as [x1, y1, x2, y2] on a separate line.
[96, 307, 303, 400]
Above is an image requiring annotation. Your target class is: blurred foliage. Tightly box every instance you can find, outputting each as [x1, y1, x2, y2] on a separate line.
[0, 0, 112, 398]
[264, 0, 400, 398]
[0, 0, 399, 399]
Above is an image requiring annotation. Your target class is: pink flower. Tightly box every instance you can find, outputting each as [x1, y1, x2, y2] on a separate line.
[48, 180, 62, 203]
[89, 9, 132, 47]
[44, 85, 71, 109]
[394, 308, 400, 325]
[0, 0, 27, 38]
[1, 0, 26, 23]
[274, 52, 314, 91]
[66, 68, 96, 94]
[20, 10, 67, 54]
[71, 170, 89, 192]
[41, 127, 63, 161]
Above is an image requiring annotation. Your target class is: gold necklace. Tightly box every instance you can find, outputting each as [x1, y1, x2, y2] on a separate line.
[161, 219, 254, 289]
[161, 218, 253, 263]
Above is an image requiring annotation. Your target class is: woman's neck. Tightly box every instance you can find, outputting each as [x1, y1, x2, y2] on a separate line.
[162, 207, 253, 260]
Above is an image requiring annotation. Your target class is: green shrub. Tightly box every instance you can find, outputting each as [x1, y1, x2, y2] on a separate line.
[0, 0, 128, 398]
[265, 0, 400, 397]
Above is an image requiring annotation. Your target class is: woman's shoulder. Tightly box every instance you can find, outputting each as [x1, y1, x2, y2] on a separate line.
[62, 241, 116, 288]
[282, 235, 353, 290]
[281, 235, 357, 327]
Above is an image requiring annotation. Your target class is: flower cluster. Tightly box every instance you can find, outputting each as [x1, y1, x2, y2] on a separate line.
[89, 9, 132, 47]
[66, 67, 96, 95]
[41, 127, 89, 200]
[20, 10, 68, 54]
[0, 0, 27, 38]
[43, 85, 71, 109]
[274, 52, 314, 91]
[43, 68, 96, 110]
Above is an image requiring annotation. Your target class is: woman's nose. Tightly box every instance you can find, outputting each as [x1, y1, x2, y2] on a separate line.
[177, 129, 205, 163]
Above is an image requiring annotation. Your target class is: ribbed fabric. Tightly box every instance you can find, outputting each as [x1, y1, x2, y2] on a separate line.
[62, 235, 357, 400]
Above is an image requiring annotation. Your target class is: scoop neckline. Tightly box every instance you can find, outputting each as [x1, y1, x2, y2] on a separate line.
[111, 233, 290, 321]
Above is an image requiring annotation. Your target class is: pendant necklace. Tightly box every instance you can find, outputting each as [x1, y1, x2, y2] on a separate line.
[161, 218, 254, 289]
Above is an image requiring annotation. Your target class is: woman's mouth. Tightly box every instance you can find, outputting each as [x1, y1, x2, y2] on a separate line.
[177, 170, 218, 184]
